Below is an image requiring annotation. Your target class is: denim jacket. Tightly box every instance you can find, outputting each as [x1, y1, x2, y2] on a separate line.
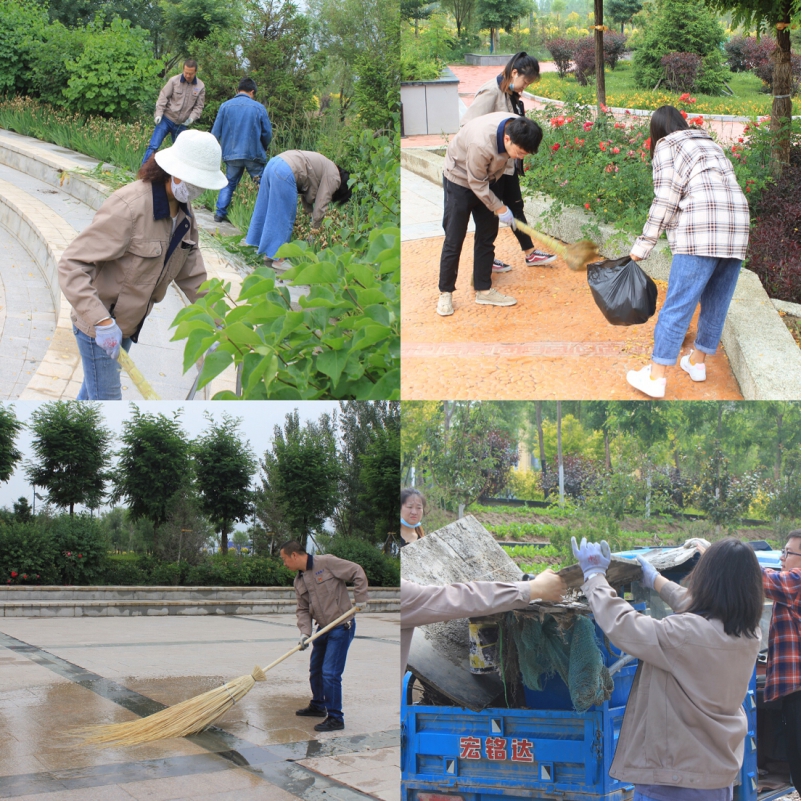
[211, 94, 273, 163]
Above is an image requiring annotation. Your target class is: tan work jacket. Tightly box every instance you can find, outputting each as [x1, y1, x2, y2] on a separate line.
[278, 151, 341, 230]
[294, 554, 369, 637]
[443, 111, 516, 213]
[460, 78, 518, 176]
[155, 74, 206, 125]
[583, 573, 761, 789]
[58, 180, 207, 339]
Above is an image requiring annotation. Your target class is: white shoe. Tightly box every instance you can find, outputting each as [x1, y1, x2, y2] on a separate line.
[475, 288, 517, 306]
[626, 365, 666, 398]
[680, 352, 706, 382]
[437, 292, 454, 316]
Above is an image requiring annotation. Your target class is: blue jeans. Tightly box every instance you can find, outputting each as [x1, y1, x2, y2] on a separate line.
[308, 620, 356, 722]
[73, 325, 133, 400]
[244, 157, 297, 259]
[141, 118, 188, 165]
[652, 254, 742, 366]
[215, 159, 265, 217]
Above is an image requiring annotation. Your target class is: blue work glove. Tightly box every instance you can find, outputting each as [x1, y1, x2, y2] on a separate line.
[298, 635, 309, 651]
[94, 320, 122, 360]
[498, 207, 516, 229]
[571, 536, 611, 580]
[636, 555, 660, 590]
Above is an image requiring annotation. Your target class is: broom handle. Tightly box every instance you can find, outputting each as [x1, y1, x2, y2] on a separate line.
[260, 606, 360, 673]
[512, 220, 568, 257]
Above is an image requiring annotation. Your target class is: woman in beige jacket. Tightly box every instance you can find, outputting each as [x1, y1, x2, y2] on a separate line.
[572, 536, 763, 800]
[460, 52, 555, 271]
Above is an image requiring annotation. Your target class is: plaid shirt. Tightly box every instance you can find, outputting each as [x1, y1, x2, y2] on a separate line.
[762, 567, 801, 703]
[631, 129, 750, 261]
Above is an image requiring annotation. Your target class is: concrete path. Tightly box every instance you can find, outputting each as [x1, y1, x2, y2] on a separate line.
[400, 166, 743, 400]
[0, 612, 399, 801]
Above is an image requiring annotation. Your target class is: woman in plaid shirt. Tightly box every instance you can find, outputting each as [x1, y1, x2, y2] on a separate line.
[626, 106, 750, 398]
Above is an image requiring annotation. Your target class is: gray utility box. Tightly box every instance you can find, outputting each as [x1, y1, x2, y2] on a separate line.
[464, 53, 515, 66]
[401, 67, 460, 137]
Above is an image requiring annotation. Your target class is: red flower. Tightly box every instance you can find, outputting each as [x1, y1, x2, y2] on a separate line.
[625, 109, 631, 115]
[746, 186, 751, 192]
[600, 103, 609, 112]
[78, 554, 83, 558]
[680, 110, 688, 119]
[690, 97, 697, 103]
[612, 147, 620, 154]
[604, 163, 619, 173]
[583, 121, 593, 132]
[627, 149, 636, 157]
[679, 93, 690, 102]
[691, 116, 704, 126]
[737, 137, 744, 143]
[22, 574, 27, 580]
[10, 572, 17, 578]
[742, 125, 750, 134]
[574, 137, 585, 146]
[551, 143, 560, 152]
[584, 203, 591, 209]
[643, 137, 651, 150]
[565, 116, 574, 123]
[599, 142, 607, 151]
[550, 116, 566, 127]
[524, 164, 530, 171]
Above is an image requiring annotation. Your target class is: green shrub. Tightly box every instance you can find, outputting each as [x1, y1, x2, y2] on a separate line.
[325, 537, 400, 586]
[0, 522, 59, 585]
[28, 22, 87, 106]
[102, 557, 149, 585]
[63, 17, 163, 119]
[48, 514, 108, 584]
[0, 0, 47, 96]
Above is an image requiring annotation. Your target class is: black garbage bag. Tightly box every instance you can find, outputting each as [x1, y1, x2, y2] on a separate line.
[587, 256, 658, 326]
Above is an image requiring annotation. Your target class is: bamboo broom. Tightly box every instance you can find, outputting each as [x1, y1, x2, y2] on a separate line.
[512, 220, 601, 271]
[75, 606, 360, 748]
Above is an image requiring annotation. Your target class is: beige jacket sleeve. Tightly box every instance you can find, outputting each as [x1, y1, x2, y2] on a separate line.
[466, 148, 505, 213]
[460, 84, 511, 127]
[189, 82, 205, 123]
[325, 555, 369, 604]
[658, 579, 693, 613]
[172, 214, 207, 302]
[154, 79, 174, 119]
[295, 576, 313, 637]
[58, 193, 134, 327]
[311, 165, 340, 229]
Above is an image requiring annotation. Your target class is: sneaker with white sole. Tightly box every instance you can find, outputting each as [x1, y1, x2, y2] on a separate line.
[436, 292, 454, 316]
[526, 249, 557, 266]
[475, 288, 517, 307]
[680, 353, 706, 382]
[492, 258, 512, 273]
[626, 364, 666, 398]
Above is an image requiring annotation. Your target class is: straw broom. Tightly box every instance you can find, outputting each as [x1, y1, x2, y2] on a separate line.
[75, 606, 359, 748]
[512, 220, 600, 271]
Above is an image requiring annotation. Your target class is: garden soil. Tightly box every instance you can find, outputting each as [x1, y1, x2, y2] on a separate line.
[401, 231, 744, 400]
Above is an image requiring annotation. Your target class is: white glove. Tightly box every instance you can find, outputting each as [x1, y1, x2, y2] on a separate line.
[498, 207, 516, 228]
[571, 536, 611, 580]
[182, 117, 194, 126]
[636, 555, 660, 590]
[298, 635, 309, 651]
[94, 320, 123, 360]
[154, 115, 162, 124]
[683, 537, 710, 552]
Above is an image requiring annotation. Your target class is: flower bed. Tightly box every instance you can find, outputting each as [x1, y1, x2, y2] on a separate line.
[521, 99, 801, 303]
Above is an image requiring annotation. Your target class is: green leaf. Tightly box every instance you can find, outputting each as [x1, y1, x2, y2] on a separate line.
[290, 262, 339, 285]
[349, 325, 393, 353]
[171, 319, 214, 342]
[196, 349, 234, 390]
[238, 277, 275, 301]
[316, 349, 352, 386]
[247, 300, 289, 323]
[182, 329, 217, 373]
[356, 288, 389, 307]
[362, 369, 400, 399]
[363, 304, 391, 326]
[223, 323, 263, 349]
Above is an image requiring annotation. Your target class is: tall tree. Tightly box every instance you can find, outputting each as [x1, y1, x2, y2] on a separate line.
[112, 407, 192, 530]
[440, 0, 476, 37]
[606, 0, 642, 32]
[476, 0, 530, 52]
[358, 416, 401, 543]
[193, 413, 257, 555]
[260, 409, 340, 550]
[0, 405, 23, 485]
[594, 0, 606, 105]
[25, 402, 111, 516]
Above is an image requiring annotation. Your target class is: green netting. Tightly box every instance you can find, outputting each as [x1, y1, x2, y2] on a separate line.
[506, 613, 613, 713]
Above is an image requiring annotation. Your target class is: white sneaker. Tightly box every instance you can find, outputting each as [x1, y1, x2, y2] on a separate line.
[436, 292, 454, 316]
[680, 352, 706, 382]
[475, 288, 517, 307]
[626, 365, 666, 398]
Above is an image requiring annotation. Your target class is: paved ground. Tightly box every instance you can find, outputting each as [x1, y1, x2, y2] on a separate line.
[0, 613, 399, 801]
[400, 167, 743, 400]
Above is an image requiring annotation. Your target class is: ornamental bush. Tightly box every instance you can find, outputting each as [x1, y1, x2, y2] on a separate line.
[603, 32, 628, 70]
[572, 38, 596, 86]
[753, 50, 801, 95]
[660, 52, 702, 93]
[724, 35, 773, 73]
[0, 0, 47, 96]
[0, 522, 59, 585]
[325, 537, 400, 586]
[544, 38, 576, 78]
[28, 22, 88, 107]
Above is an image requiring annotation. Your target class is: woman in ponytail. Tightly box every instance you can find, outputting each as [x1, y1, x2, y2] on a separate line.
[460, 52, 555, 271]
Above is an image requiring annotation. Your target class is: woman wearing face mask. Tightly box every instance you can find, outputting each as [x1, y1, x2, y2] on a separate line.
[58, 130, 227, 400]
[400, 488, 426, 546]
[459, 51, 555, 271]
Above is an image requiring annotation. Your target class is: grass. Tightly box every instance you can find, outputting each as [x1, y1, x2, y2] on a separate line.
[532, 61, 801, 116]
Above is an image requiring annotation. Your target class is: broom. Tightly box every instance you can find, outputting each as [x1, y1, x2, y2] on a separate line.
[512, 220, 600, 271]
[75, 606, 359, 748]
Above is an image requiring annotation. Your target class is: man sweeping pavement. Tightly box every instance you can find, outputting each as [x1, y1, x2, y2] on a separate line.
[280, 541, 369, 732]
[141, 60, 206, 166]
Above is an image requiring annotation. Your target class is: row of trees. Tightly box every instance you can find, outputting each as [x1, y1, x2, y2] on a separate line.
[0, 402, 399, 563]
[402, 402, 801, 528]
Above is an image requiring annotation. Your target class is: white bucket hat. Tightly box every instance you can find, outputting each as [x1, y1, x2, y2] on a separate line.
[154, 130, 227, 190]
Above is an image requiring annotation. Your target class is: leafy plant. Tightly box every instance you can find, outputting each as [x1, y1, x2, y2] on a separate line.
[660, 51, 703, 93]
[545, 38, 576, 78]
[324, 536, 400, 585]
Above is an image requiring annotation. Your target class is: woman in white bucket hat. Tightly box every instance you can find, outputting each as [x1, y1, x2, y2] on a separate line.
[58, 130, 227, 400]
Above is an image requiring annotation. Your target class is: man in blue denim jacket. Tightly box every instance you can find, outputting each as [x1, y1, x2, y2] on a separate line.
[211, 78, 273, 222]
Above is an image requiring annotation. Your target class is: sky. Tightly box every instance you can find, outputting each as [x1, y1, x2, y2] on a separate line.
[0, 401, 339, 514]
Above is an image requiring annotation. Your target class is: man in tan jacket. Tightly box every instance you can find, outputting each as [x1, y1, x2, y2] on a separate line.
[280, 541, 369, 732]
[437, 112, 542, 317]
[141, 60, 206, 166]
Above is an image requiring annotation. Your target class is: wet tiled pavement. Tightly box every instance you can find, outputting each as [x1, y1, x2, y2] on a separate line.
[0, 613, 399, 800]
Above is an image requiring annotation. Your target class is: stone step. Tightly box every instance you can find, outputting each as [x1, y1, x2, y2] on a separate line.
[0, 585, 400, 601]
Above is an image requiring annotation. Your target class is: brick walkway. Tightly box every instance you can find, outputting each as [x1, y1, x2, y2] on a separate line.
[401, 232, 743, 400]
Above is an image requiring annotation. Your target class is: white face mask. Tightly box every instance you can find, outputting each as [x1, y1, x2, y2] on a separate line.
[171, 177, 204, 204]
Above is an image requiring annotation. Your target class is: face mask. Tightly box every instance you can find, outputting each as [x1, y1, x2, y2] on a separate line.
[171, 177, 204, 204]
[401, 517, 418, 528]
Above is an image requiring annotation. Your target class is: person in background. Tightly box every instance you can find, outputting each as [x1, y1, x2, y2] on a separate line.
[626, 105, 749, 399]
[280, 540, 369, 732]
[400, 488, 426, 546]
[58, 131, 227, 400]
[211, 77, 273, 223]
[436, 113, 543, 317]
[459, 51, 555, 272]
[141, 60, 206, 166]
[574, 536, 763, 800]
[245, 150, 352, 269]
